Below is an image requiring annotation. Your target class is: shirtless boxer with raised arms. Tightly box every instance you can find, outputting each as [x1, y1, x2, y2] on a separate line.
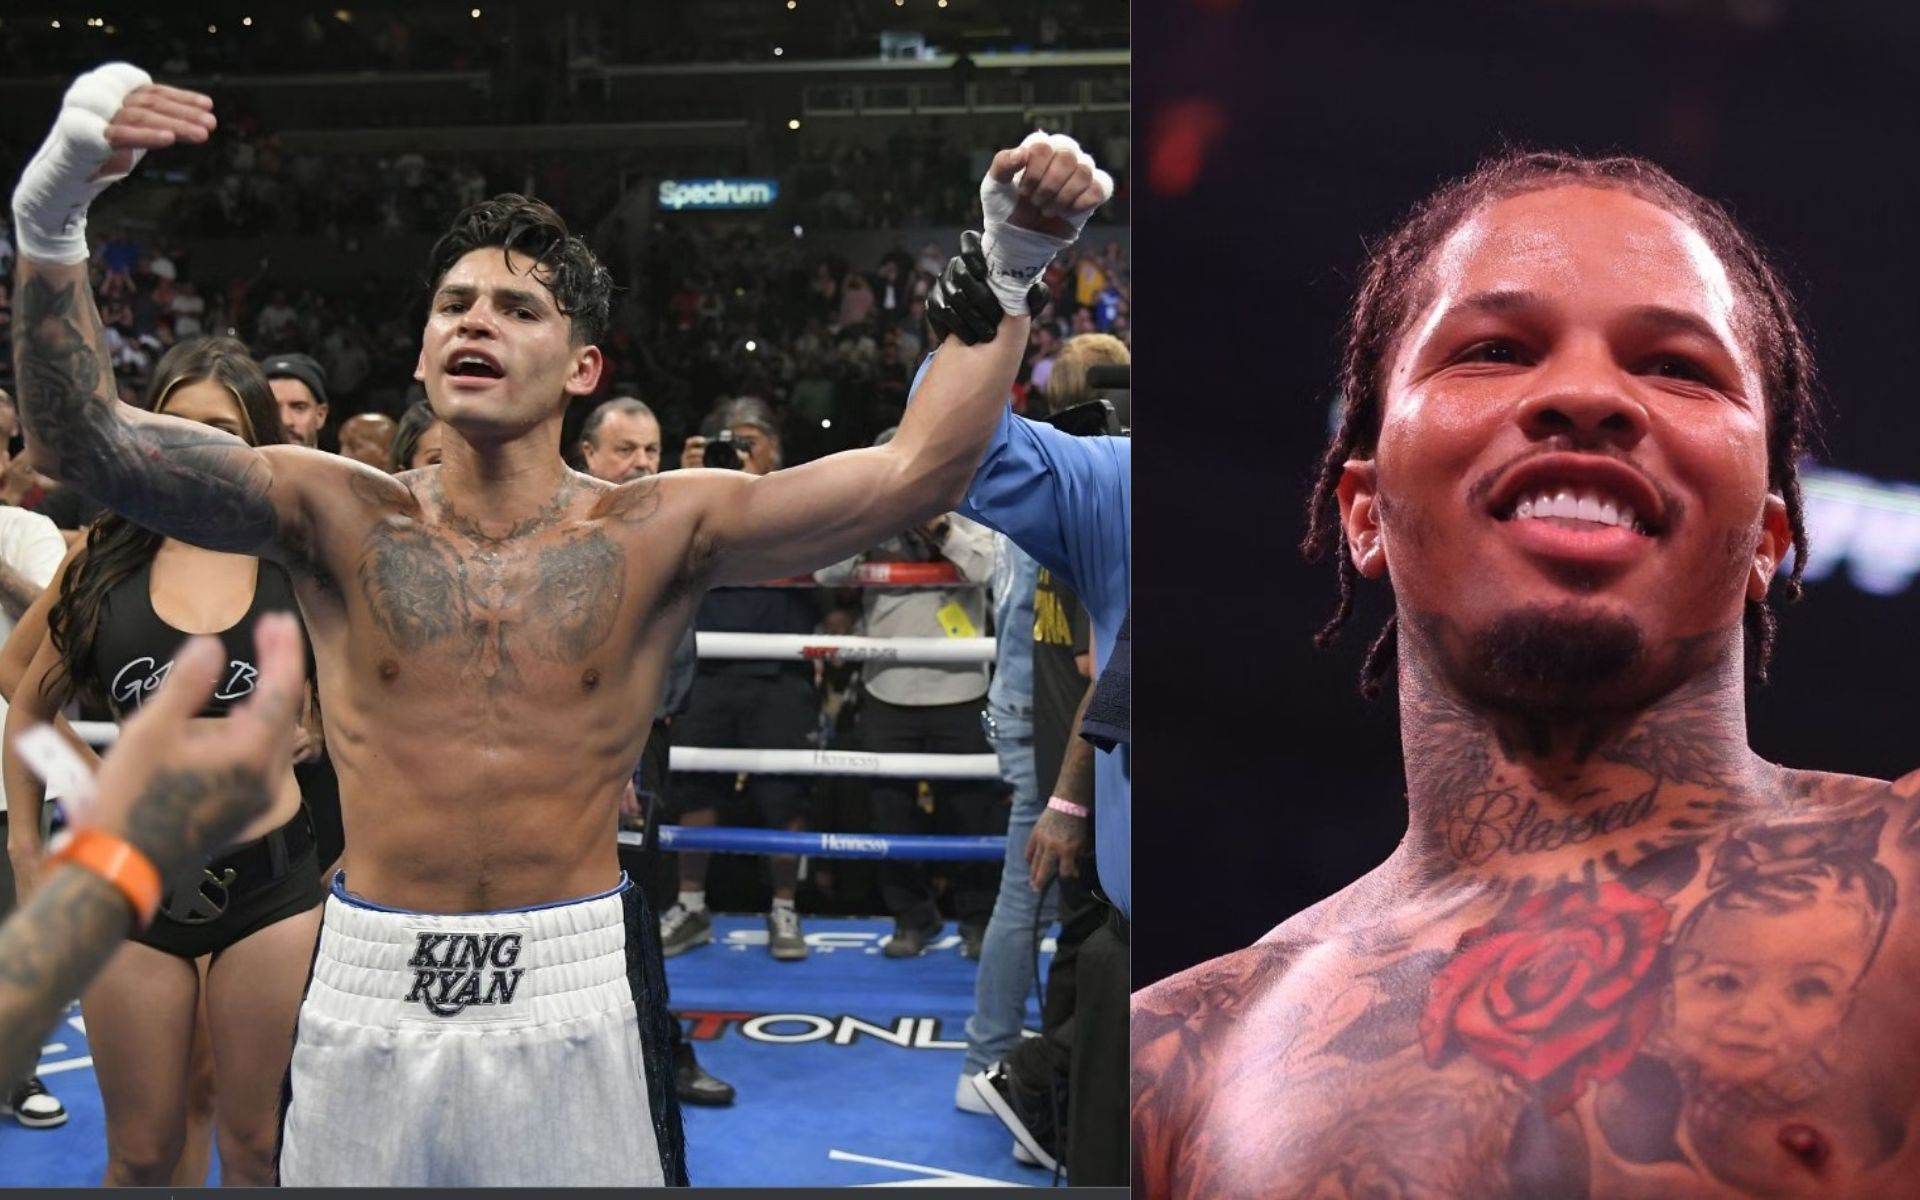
[10, 64, 1110, 1186]
[1133, 153, 1920, 1199]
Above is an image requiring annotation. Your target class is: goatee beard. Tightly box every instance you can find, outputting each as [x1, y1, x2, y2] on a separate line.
[1465, 603, 1645, 715]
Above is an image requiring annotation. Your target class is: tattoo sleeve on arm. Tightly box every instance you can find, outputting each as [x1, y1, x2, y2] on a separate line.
[13, 269, 279, 554]
[0, 750, 270, 1082]
[122, 765, 274, 882]
[0, 562, 42, 622]
[1053, 683, 1098, 810]
[0, 868, 134, 1086]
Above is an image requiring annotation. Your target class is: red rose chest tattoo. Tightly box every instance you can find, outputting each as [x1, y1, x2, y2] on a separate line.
[1134, 779, 1920, 1199]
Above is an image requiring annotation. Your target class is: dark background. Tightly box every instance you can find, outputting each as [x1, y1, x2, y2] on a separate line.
[1133, 0, 1920, 986]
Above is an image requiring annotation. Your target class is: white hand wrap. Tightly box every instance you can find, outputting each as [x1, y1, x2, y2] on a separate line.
[978, 130, 1115, 313]
[11, 63, 153, 265]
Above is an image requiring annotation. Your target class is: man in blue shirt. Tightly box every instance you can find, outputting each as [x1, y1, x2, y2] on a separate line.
[909, 348, 1131, 921]
[911, 245, 1130, 1184]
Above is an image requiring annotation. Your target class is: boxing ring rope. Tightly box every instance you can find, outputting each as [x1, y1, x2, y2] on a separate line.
[63, 727, 1002, 781]
[63, 629, 997, 752]
[697, 632, 995, 664]
[757, 561, 972, 588]
[669, 746, 999, 777]
[65, 562, 1007, 861]
[69, 721, 121, 746]
[617, 826, 1005, 861]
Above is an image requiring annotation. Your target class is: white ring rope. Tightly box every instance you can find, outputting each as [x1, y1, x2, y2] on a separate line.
[696, 632, 995, 663]
[66, 610, 998, 777]
[67, 723, 1000, 779]
[71, 721, 118, 746]
[667, 746, 1001, 779]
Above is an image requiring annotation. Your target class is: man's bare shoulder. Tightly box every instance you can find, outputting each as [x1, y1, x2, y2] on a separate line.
[257, 446, 415, 578]
[259, 444, 418, 514]
[1773, 762, 1894, 801]
[621, 467, 751, 509]
[1135, 932, 1317, 1028]
[579, 471, 670, 527]
[1133, 880, 1383, 1038]
[258, 442, 378, 478]
[1770, 762, 1920, 845]
[1132, 923, 1336, 1198]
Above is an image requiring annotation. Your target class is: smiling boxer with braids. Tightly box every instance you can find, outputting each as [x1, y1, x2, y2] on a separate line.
[1133, 152, 1920, 1199]
[1302, 152, 1817, 699]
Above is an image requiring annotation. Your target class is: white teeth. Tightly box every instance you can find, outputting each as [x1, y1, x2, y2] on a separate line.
[1510, 487, 1645, 531]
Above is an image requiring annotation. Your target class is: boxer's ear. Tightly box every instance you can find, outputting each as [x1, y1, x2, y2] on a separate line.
[412, 350, 426, 384]
[1749, 492, 1790, 600]
[564, 345, 604, 399]
[1337, 459, 1387, 579]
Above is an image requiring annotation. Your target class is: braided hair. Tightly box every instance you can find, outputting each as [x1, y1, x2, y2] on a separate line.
[1300, 151, 1819, 697]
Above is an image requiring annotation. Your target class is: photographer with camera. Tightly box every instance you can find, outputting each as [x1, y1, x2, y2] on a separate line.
[677, 403, 777, 474]
[659, 398, 821, 963]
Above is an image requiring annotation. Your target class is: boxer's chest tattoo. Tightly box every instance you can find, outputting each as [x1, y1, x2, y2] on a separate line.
[1135, 770, 1920, 1200]
[356, 514, 626, 682]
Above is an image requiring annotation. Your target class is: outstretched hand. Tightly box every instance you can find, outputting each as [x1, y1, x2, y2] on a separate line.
[98, 83, 216, 179]
[89, 612, 306, 882]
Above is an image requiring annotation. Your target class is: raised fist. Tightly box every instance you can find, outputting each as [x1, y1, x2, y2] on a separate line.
[975, 131, 1112, 314]
[11, 65, 215, 264]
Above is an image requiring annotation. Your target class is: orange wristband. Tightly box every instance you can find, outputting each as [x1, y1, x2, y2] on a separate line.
[45, 829, 163, 932]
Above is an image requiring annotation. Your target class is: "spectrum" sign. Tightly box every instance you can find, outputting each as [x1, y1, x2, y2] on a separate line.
[656, 177, 780, 211]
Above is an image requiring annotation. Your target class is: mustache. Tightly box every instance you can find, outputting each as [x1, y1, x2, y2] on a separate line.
[1464, 445, 1684, 521]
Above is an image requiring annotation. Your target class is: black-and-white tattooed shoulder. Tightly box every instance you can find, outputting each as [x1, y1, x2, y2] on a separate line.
[355, 464, 425, 512]
[586, 475, 663, 528]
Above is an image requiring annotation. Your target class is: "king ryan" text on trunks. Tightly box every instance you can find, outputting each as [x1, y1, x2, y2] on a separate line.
[404, 931, 526, 1016]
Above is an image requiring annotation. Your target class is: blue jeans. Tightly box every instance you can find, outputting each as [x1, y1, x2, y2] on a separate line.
[962, 729, 1056, 1076]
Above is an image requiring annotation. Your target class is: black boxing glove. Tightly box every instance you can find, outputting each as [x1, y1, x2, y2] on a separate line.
[925, 230, 1050, 347]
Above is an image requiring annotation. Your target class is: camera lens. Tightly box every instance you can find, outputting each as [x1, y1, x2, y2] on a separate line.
[704, 438, 743, 471]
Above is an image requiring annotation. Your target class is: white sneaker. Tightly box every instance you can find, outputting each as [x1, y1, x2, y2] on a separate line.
[659, 903, 713, 957]
[767, 906, 808, 961]
[2, 1078, 67, 1129]
[955, 1072, 993, 1114]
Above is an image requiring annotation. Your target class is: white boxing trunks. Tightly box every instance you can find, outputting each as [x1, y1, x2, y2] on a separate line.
[275, 873, 686, 1186]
